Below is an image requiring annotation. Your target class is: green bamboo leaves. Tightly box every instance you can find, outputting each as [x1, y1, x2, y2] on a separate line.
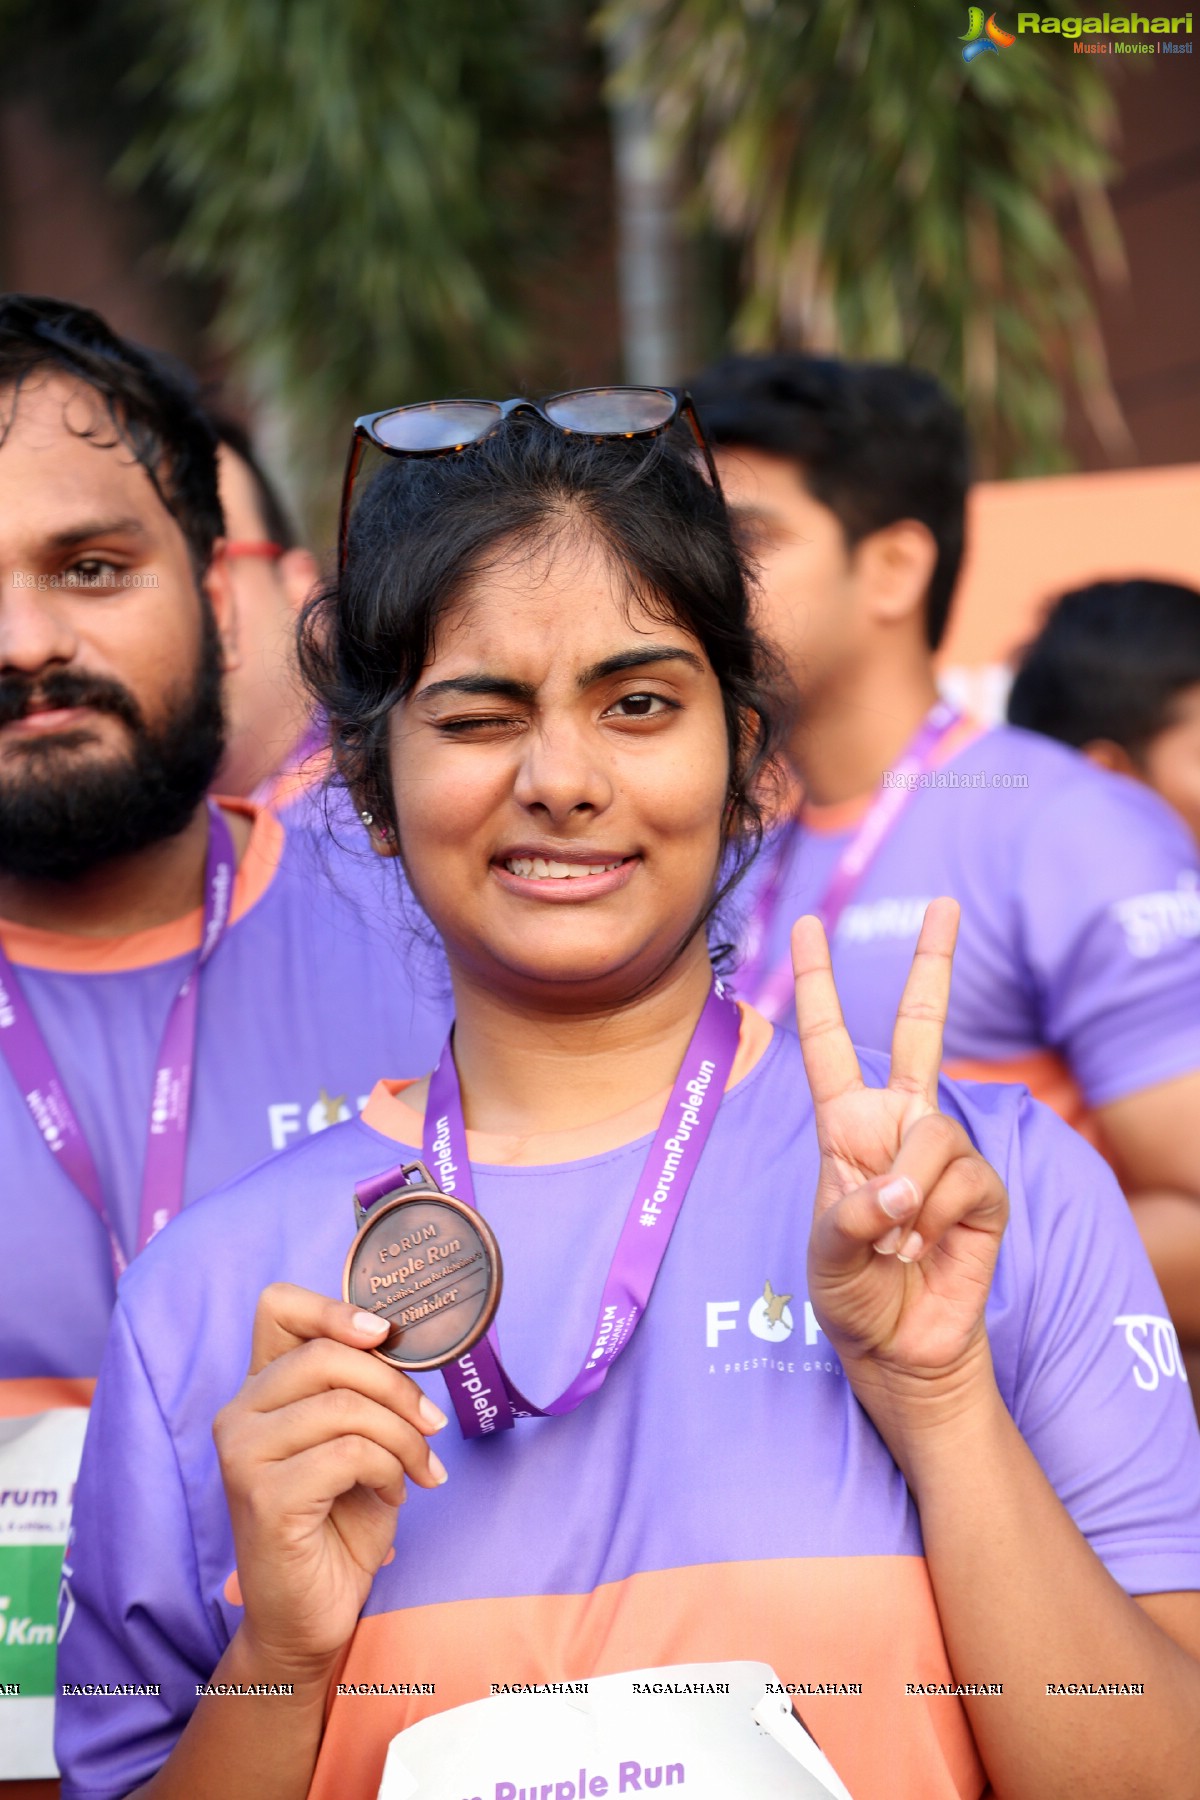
[604, 0, 1127, 474]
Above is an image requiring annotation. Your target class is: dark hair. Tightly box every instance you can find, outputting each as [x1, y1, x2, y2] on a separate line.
[688, 352, 969, 650]
[208, 410, 299, 551]
[1008, 578, 1200, 757]
[0, 292, 222, 575]
[300, 417, 780, 955]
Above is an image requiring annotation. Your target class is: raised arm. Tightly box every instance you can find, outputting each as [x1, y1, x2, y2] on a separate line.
[1098, 1072, 1200, 1356]
[793, 899, 1200, 1799]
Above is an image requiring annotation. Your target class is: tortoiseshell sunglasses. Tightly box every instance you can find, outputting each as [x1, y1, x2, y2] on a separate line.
[337, 385, 722, 569]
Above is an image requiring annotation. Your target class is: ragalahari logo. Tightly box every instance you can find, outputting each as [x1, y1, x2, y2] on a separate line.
[961, 6, 1018, 55]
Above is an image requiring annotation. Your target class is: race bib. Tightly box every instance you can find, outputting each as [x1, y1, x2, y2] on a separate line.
[377, 1663, 855, 1800]
[0, 1407, 88, 1777]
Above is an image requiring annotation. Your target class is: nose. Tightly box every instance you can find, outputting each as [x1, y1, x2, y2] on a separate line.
[511, 715, 615, 825]
[0, 582, 78, 675]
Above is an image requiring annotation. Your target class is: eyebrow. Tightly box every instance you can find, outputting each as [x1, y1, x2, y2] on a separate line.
[414, 645, 706, 705]
[43, 517, 149, 552]
[578, 646, 706, 685]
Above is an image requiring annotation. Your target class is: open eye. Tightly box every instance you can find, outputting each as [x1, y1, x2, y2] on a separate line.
[604, 692, 676, 720]
[66, 559, 122, 587]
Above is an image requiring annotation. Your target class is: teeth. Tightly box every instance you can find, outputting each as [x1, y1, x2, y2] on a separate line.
[504, 857, 624, 879]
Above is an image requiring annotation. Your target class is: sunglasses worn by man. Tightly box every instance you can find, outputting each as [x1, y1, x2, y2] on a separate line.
[337, 386, 722, 569]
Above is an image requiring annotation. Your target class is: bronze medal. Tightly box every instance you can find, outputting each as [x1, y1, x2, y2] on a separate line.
[343, 1161, 502, 1369]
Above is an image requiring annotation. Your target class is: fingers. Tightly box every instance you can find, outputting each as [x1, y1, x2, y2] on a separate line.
[226, 1388, 448, 1492]
[249, 1283, 392, 1375]
[247, 1336, 446, 1436]
[880, 1112, 1007, 1262]
[812, 1113, 1008, 1270]
[791, 914, 864, 1115]
[253, 1436, 415, 1515]
[219, 1286, 452, 1506]
[887, 898, 960, 1110]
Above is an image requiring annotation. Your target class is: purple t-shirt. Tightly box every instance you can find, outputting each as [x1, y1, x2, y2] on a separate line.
[56, 1024, 1200, 1800]
[0, 807, 451, 1384]
[734, 725, 1200, 1111]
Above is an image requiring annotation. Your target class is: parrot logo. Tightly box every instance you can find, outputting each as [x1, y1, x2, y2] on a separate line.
[961, 8, 1016, 58]
[763, 1280, 794, 1327]
[748, 1279, 796, 1342]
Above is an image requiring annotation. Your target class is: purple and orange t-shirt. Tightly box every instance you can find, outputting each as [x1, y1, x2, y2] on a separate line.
[0, 803, 451, 1779]
[56, 1015, 1200, 1800]
[0, 802, 451, 1394]
[735, 724, 1200, 1132]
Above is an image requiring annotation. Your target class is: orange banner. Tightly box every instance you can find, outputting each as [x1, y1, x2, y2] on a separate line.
[938, 463, 1200, 719]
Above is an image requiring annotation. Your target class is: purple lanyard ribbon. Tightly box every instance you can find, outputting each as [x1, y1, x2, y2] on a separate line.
[0, 800, 237, 1282]
[738, 702, 964, 1023]
[356, 982, 741, 1439]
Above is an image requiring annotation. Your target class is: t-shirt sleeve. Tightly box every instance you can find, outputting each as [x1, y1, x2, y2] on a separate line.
[981, 1086, 1200, 1596]
[55, 1297, 223, 1800]
[1015, 768, 1200, 1107]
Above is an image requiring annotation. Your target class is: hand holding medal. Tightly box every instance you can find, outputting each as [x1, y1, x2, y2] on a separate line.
[793, 897, 1010, 1451]
[210, 1284, 449, 1679]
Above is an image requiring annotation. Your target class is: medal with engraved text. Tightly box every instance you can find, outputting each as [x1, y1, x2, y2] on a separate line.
[343, 1160, 502, 1369]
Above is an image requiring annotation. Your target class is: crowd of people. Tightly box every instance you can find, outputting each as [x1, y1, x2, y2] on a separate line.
[1, 293, 1199, 1800]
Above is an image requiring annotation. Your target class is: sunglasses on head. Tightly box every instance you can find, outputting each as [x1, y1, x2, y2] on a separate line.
[337, 385, 722, 570]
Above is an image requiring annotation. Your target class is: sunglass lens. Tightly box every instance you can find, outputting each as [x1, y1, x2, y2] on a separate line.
[543, 388, 676, 434]
[372, 402, 502, 452]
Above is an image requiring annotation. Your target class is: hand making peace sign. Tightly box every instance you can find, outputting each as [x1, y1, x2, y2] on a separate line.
[793, 897, 1009, 1423]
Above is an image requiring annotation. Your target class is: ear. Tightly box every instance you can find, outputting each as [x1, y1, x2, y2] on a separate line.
[278, 547, 321, 616]
[1083, 738, 1142, 780]
[202, 539, 241, 675]
[851, 520, 938, 631]
[344, 777, 402, 859]
[359, 810, 402, 859]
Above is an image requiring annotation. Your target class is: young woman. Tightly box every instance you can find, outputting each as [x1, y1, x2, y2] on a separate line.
[57, 398, 1200, 1800]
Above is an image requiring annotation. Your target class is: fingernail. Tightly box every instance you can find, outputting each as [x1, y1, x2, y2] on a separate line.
[353, 1311, 388, 1335]
[428, 1452, 449, 1486]
[896, 1231, 924, 1264]
[418, 1394, 448, 1433]
[878, 1177, 920, 1220]
[873, 1225, 904, 1256]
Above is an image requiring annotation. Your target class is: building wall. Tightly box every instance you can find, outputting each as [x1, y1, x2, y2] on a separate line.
[1065, 59, 1200, 468]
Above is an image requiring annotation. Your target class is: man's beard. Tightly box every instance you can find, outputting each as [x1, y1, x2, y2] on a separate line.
[0, 609, 226, 882]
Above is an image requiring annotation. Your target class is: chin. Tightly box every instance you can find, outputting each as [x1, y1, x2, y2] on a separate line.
[477, 934, 694, 1008]
[502, 951, 642, 994]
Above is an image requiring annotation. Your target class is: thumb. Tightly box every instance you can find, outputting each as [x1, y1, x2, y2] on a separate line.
[810, 1173, 923, 1274]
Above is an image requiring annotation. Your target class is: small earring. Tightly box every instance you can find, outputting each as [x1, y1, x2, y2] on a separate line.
[359, 810, 373, 826]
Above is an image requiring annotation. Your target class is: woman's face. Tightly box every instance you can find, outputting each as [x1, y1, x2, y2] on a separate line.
[388, 530, 733, 1010]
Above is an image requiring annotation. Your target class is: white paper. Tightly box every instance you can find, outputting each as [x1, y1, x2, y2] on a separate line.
[377, 1661, 855, 1800]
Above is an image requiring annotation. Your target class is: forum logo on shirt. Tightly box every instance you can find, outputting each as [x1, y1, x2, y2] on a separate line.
[266, 1088, 369, 1150]
[706, 1282, 845, 1376]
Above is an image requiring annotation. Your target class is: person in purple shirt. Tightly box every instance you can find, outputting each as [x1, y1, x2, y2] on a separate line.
[56, 394, 1200, 1800]
[0, 295, 448, 1789]
[688, 353, 1200, 1385]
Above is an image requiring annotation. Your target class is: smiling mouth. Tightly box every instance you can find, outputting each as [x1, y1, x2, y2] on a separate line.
[0, 705, 97, 736]
[502, 856, 629, 879]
